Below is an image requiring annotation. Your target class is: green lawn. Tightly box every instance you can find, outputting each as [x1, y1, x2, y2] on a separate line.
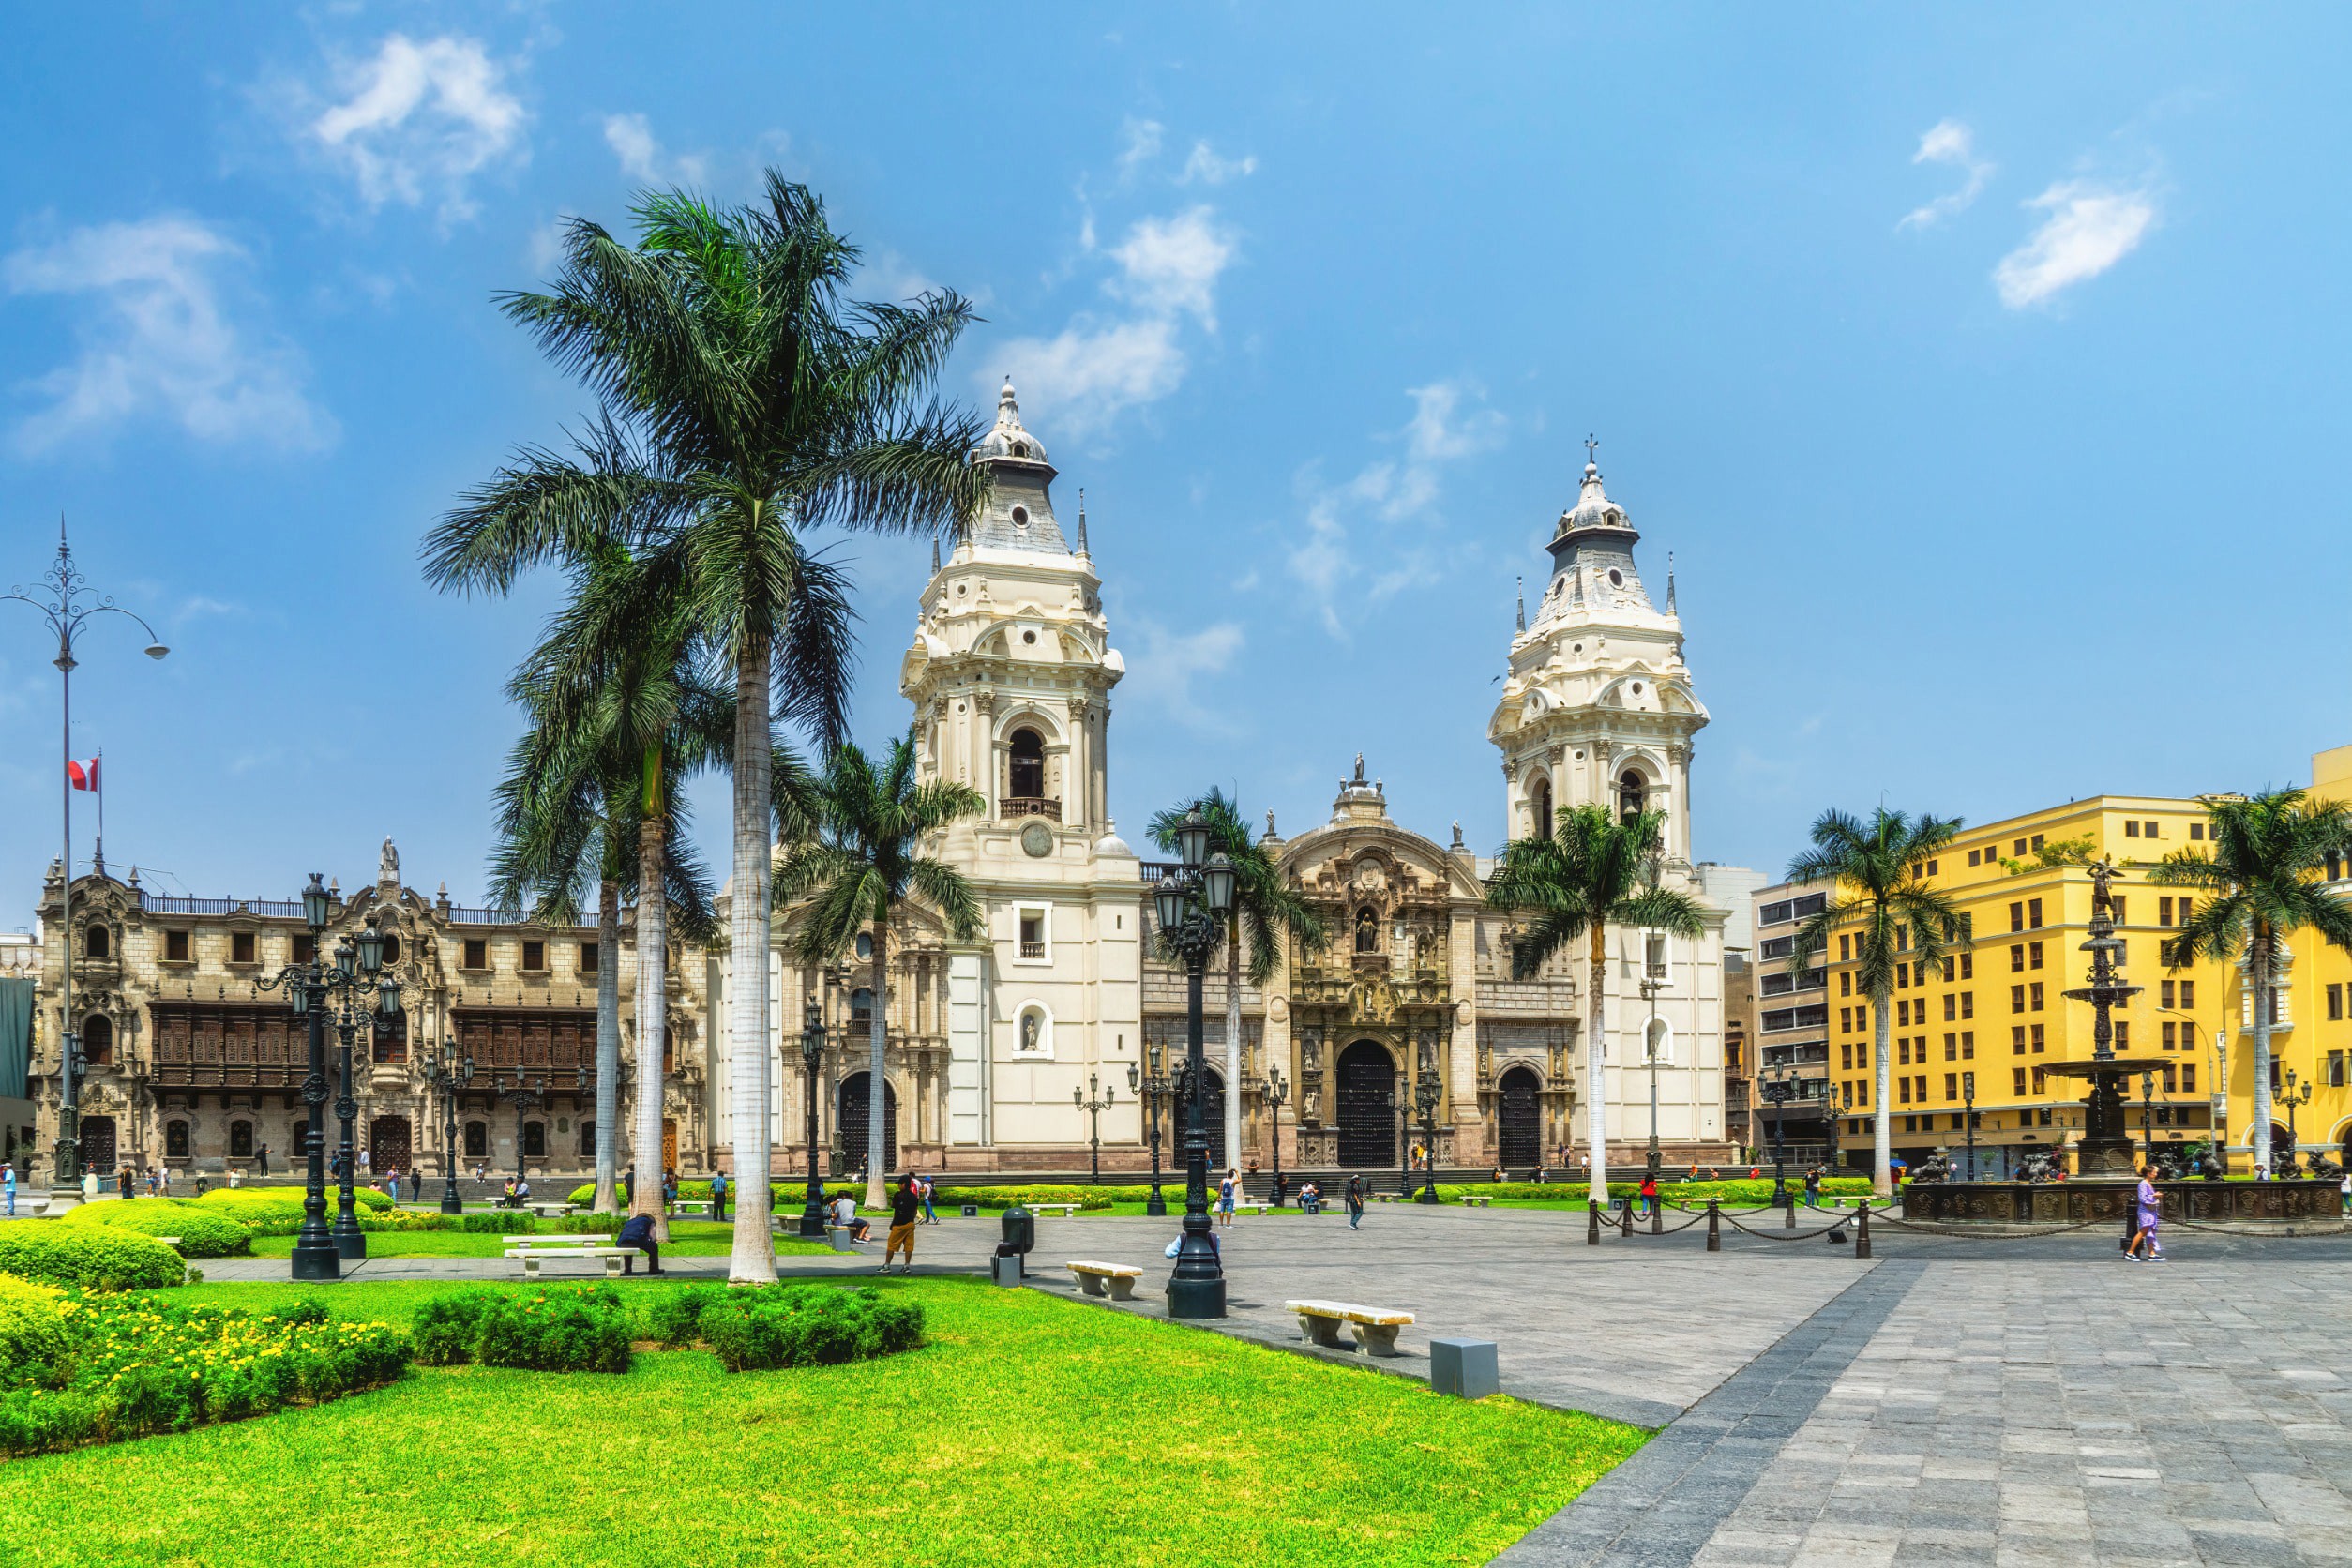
[245, 1221, 835, 1259]
[0, 1277, 1643, 1566]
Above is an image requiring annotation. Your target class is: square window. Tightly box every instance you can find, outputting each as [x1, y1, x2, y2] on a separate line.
[2031, 834, 2045, 852]
[2125, 820, 2140, 838]
[521, 940, 546, 972]
[231, 931, 255, 964]
[2013, 839, 2028, 857]
[165, 929, 189, 962]
[293, 934, 316, 964]
[579, 941, 599, 975]
[463, 939, 488, 970]
[2145, 820, 2159, 837]
[2191, 822, 2205, 840]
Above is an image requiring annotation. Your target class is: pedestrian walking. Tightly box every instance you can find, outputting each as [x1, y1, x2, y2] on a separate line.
[883, 1175, 921, 1273]
[411, 1168, 423, 1203]
[709, 1168, 729, 1223]
[117, 1165, 133, 1200]
[2, 1164, 13, 1217]
[662, 1169, 678, 1218]
[918, 1172, 936, 1224]
[1216, 1168, 1239, 1227]
[255, 1143, 270, 1177]
[358, 1148, 371, 1180]
[2126, 1165, 2166, 1261]
[1346, 1173, 1365, 1229]
[81, 1165, 97, 1202]
[2340, 1168, 2350, 1216]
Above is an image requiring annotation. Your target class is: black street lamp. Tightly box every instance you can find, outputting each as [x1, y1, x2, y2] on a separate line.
[2282, 1068, 2312, 1169]
[2141, 1069, 2158, 1166]
[1395, 1069, 1412, 1198]
[1138, 1045, 1169, 1216]
[256, 875, 398, 1280]
[420, 1044, 474, 1214]
[1759, 1069, 1795, 1211]
[4, 520, 169, 1186]
[1962, 1071, 1978, 1183]
[797, 1001, 827, 1238]
[488, 1069, 568, 1195]
[1263, 1064, 1288, 1207]
[1640, 957, 1666, 1180]
[1074, 1072, 1117, 1185]
[1149, 808, 1236, 1320]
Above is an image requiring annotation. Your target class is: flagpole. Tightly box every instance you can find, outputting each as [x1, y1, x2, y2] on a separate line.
[93, 747, 102, 876]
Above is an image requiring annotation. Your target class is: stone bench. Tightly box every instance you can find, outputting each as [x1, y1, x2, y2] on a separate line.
[1028, 1203, 1081, 1218]
[1456, 1196, 1493, 1208]
[1286, 1298, 1416, 1358]
[1065, 1259, 1142, 1300]
[504, 1246, 637, 1278]
[1237, 1201, 1273, 1216]
[530, 1203, 571, 1220]
[155, 1235, 182, 1246]
[503, 1234, 610, 1248]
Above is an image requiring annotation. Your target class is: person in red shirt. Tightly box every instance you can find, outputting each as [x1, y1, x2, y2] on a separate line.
[1638, 1171, 1660, 1217]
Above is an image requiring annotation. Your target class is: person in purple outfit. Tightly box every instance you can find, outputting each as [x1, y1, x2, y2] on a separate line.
[2126, 1164, 2165, 1261]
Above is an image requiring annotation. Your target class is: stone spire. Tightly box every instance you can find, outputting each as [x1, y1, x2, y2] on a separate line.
[1666, 551, 1677, 613]
[1076, 488, 1089, 556]
[930, 534, 941, 574]
[963, 379, 1071, 554]
[1515, 576, 1526, 633]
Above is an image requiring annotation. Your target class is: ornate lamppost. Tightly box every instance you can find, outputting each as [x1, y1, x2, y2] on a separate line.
[1263, 1063, 1288, 1206]
[1074, 1072, 1117, 1185]
[1640, 955, 1667, 1180]
[1395, 1068, 1412, 1198]
[256, 875, 396, 1280]
[1137, 1045, 1169, 1216]
[1962, 1070, 1979, 1183]
[420, 1043, 474, 1214]
[1148, 808, 1236, 1320]
[2282, 1068, 2312, 1171]
[319, 913, 413, 1259]
[1759, 1068, 1795, 1210]
[487, 1065, 582, 1196]
[1413, 1033, 1442, 1203]
[5, 521, 168, 1184]
[797, 1001, 828, 1238]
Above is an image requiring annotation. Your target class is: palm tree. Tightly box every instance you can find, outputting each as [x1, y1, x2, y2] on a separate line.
[776, 729, 984, 1211]
[1487, 803, 1707, 1207]
[487, 544, 726, 1238]
[424, 175, 987, 1281]
[2147, 788, 2352, 1173]
[1785, 807, 1968, 1197]
[1149, 790, 1325, 1172]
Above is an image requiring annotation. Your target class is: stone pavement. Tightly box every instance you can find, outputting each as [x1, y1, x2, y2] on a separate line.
[197, 1203, 2352, 1564]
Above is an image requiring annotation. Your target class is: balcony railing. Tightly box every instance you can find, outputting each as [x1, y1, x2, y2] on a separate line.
[1001, 796, 1062, 822]
[140, 894, 305, 919]
[1019, 941, 1047, 959]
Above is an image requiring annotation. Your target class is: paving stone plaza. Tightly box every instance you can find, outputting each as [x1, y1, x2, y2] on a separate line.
[192, 1204, 2352, 1565]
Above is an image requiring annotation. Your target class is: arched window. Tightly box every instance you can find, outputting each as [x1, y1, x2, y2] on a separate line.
[1009, 727, 1046, 799]
[850, 989, 874, 1033]
[81, 1014, 113, 1067]
[1618, 769, 1648, 823]
[1532, 776, 1553, 840]
[381, 934, 401, 964]
[83, 925, 109, 959]
[164, 1120, 190, 1157]
[1355, 907, 1380, 954]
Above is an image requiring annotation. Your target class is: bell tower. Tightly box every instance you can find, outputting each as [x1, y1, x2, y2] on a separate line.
[899, 380, 1140, 1153]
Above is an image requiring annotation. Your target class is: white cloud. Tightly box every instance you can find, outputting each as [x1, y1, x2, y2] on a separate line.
[1993, 180, 2157, 308]
[1284, 381, 1505, 639]
[1898, 118, 1994, 231]
[308, 33, 527, 221]
[1116, 117, 1164, 179]
[1178, 141, 1257, 185]
[1119, 615, 1245, 734]
[1108, 207, 1234, 325]
[855, 249, 942, 304]
[995, 317, 1186, 435]
[4, 216, 334, 454]
[602, 112, 707, 188]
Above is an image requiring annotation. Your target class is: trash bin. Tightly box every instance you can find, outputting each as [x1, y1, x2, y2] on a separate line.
[998, 1202, 1035, 1280]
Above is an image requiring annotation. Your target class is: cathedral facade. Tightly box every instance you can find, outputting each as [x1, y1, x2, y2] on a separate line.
[19, 394, 1738, 1183]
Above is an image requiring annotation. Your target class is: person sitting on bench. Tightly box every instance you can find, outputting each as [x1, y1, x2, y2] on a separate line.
[830, 1192, 872, 1242]
[615, 1212, 664, 1275]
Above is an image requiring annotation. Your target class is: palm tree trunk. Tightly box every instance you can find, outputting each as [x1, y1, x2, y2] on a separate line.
[1585, 924, 1608, 1208]
[2249, 922, 2274, 1174]
[631, 821, 670, 1243]
[591, 877, 620, 1215]
[1225, 921, 1243, 1178]
[728, 632, 776, 1282]
[1872, 982, 1892, 1197]
[864, 915, 889, 1212]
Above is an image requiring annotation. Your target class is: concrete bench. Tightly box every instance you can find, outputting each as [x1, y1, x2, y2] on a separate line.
[1028, 1203, 1081, 1218]
[503, 1234, 610, 1248]
[505, 1246, 636, 1278]
[1065, 1259, 1142, 1300]
[530, 1203, 570, 1220]
[1456, 1196, 1493, 1208]
[155, 1235, 182, 1246]
[1237, 1201, 1273, 1216]
[1286, 1298, 1416, 1358]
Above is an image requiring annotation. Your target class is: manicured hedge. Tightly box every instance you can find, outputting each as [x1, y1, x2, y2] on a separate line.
[0, 1223, 186, 1291]
[692, 1285, 924, 1373]
[59, 1200, 253, 1259]
[566, 1180, 782, 1209]
[411, 1286, 631, 1373]
[0, 1275, 68, 1377]
[933, 1186, 1113, 1213]
[188, 1188, 409, 1238]
[1425, 1178, 1872, 1206]
[0, 1291, 408, 1455]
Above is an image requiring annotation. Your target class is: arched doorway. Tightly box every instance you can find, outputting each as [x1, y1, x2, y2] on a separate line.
[1336, 1041, 1396, 1168]
[838, 1072, 898, 1173]
[81, 1115, 117, 1174]
[369, 1116, 412, 1176]
[1618, 768, 1648, 823]
[1009, 727, 1046, 801]
[1497, 1066, 1542, 1168]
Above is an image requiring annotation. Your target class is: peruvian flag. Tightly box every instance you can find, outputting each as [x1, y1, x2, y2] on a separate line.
[67, 757, 98, 792]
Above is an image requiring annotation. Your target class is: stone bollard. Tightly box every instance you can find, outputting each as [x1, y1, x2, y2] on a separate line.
[1784, 1192, 1797, 1229]
[1620, 1199, 1634, 1239]
[1587, 1199, 1601, 1246]
[1706, 1199, 1720, 1252]
[1650, 1196, 1662, 1236]
[1428, 1337, 1500, 1399]
[1855, 1199, 1872, 1260]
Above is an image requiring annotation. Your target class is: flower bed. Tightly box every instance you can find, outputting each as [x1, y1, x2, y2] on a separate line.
[0, 1288, 408, 1456]
[412, 1286, 633, 1373]
[0, 1224, 187, 1291]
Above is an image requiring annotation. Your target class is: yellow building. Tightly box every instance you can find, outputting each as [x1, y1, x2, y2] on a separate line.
[1825, 797, 2232, 1176]
[1824, 754, 2352, 1175]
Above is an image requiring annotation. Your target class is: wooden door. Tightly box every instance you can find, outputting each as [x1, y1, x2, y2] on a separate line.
[661, 1118, 678, 1175]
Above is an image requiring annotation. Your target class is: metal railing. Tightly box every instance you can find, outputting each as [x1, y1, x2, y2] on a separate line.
[140, 894, 305, 919]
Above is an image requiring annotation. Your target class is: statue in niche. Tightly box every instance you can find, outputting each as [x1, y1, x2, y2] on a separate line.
[379, 837, 400, 883]
[1020, 1012, 1040, 1053]
[1355, 907, 1379, 954]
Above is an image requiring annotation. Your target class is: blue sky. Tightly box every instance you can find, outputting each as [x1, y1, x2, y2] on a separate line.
[4, 5, 2347, 916]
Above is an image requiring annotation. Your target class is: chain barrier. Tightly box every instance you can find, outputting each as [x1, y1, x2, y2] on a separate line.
[1718, 1211, 1858, 1242]
[1864, 1211, 2116, 1239]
